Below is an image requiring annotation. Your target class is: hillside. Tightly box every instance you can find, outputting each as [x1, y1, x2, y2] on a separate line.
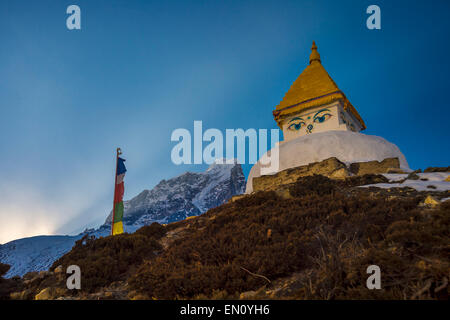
[3, 172, 449, 300]
[0, 161, 245, 278]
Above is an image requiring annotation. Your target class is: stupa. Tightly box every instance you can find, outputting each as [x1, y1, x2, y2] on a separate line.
[246, 42, 409, 193]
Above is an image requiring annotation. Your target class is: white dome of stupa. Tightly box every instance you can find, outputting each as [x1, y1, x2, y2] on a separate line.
[246, 130, 409, 193]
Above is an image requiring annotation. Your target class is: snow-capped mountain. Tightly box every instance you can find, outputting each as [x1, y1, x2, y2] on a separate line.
[104, 160, 245, 232]
[0, 161, 246, 278]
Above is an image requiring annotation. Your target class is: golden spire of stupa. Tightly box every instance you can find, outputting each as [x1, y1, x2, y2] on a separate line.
[273, 41, 366, 130]
[309, 41, 321, 64]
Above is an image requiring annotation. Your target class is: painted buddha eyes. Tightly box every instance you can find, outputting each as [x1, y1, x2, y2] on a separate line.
[313, 109, 332, 123]
[287, 109, 332, 132]
[287, 118, 306, 131]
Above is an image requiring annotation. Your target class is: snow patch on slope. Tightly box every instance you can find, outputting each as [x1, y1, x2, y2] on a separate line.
[360, 172, 450, 192]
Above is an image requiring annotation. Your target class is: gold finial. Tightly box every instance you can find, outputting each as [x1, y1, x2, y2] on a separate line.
[309, 41, 321, 64]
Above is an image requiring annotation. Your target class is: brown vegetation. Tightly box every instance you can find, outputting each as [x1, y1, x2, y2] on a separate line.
[50, 223, 166, 292]
[0, 263, 22, 300]
[423, 166, 450, 173]
[8, 174, 449, 300]
[128, 175, 449, 299]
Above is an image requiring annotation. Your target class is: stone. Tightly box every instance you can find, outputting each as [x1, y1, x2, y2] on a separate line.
[329, 167, 350, 179]
[54, 265, 63, 273]
[23, 271, 38, 281]
[349, 158, 400, 175]
[128, 291, 148, 300]
[239, 290, 257, 299]
[275, 188, 293, 199]
[386, 168, 407, 174]
[10, 290, 28, 300]
[250, 157, 408, 193]
[230, 194, 246, 202]
[406, 172, 420, 180]
[423, 195, 440, 207]
[424, 166, 450, 173]
[252, 157, 348, 192]
[35, 287, 52, 300]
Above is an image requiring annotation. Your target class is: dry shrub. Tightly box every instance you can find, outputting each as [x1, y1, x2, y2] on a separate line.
[423, 166, 450, 173]
[48, 175, 449, 299]
[128, 176, 448, 299]
[0, 263, 22, 300]
[50, 223, 166, 292]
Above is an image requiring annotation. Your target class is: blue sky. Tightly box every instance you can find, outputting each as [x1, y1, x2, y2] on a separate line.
[0, 0, 449, 243]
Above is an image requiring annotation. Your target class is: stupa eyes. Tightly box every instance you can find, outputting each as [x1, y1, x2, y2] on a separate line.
[287, 118, 306, 131]
[287, 109, 332, 133]
[313, 109, 332, 124]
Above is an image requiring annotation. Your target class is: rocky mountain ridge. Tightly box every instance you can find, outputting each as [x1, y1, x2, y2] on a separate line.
[0, 161, 246, 278]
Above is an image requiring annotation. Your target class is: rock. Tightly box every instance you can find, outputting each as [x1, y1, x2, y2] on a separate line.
[34, 287, 66, 300]
[406, 172, 420, 180]
[54, 265, 63, 274]
[23, 271, 38, 281]
[10, 290, 28, 300]
[349, 158, 400, 175]
[35, 287, 52, 300]
[329, 167, 350, 179]
[239, 290, 257, 299]
[250, 157, 406, 192]
[446, 176, 450, 182]
[424, 166, 450, 173]
[423, 195, 440, 207]
[131, 294, 148, 300]
[386, 168, 407, 174]
[128, 291, 149, 300]
[275, 188, 293, 199]
[230, 194, 247, 202]
[252, 157, 349, 192]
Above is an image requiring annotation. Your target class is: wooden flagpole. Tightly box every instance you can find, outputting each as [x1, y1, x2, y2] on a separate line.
[111, 147, 121, 235]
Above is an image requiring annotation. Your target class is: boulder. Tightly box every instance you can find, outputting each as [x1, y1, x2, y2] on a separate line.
[423, 195, 440, 207]
[386, 168, 407, 174]
[54, 265, 63, 274]
[10, 289, 34, 300]
[23, 271, 38, 281]
[349, 158, 400, 175]
[252, 157, 349, 192]
[406, 172, 420, 180]
[229, 194, 247, 202]
[424, 166, 450, 173]
[34, 287, 66, 300]
[35, 287, 52, 300]
[239, 290, 257, 299]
